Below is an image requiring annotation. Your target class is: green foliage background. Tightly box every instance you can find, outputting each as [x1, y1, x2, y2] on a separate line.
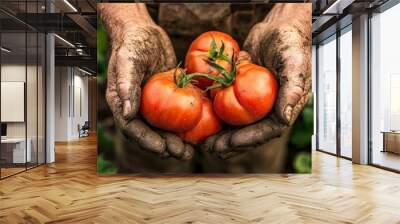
[288, 94, 313, 173]
[97, 21, 117, 174]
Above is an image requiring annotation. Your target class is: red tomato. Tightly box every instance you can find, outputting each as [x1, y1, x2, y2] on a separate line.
[213, 61, 278, 126]
[178, 97, 221, 144]
[140, 68, 203, 132]
[185, 31, 240, 89]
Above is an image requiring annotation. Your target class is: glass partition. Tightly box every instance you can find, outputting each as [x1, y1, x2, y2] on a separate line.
[27, 31, 38, 169]
[339, 26, 352, 158]
[312, 45, 317, 151]
[38, 32, 45, 165]
[370, 3, 400, 171]
[317, 35, 337, 154]
[1, 30, 28, 177]
[0, 1, 46, 179]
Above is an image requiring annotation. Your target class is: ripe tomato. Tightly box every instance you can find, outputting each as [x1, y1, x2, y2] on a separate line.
[178, 97, 221, 144]
[140, 68, 203, 132]
[185, 31, 240, 90]
[212, 61, 278, 126]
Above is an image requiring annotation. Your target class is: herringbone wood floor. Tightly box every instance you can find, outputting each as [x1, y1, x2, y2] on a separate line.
[0, 135, 400, 224]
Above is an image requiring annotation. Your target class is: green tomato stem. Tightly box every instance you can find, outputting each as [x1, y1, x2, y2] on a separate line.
[174, 38, 237, 90]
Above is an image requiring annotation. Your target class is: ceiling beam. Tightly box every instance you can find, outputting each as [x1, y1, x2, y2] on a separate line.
[66, 13, 96, 47]
[312, 15, 335, 33]
[322, 0, 356, 15]
[55, 55, 96, 71]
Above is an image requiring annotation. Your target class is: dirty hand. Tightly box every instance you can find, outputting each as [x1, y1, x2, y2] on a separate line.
[99, 3, 194, 160]
[203, 3, 312, 159]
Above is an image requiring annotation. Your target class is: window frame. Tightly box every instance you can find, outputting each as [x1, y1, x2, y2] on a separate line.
[315, 23, 353, 161]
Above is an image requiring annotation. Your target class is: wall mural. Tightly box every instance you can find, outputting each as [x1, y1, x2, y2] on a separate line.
[97, 3, 313, 174]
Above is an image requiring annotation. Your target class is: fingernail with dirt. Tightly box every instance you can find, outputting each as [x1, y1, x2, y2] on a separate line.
[284, 105, 292, 123]
[123, 100, 131, 119]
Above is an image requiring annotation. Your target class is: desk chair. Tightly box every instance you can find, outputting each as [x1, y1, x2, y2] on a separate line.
[78, 121, 90, 138]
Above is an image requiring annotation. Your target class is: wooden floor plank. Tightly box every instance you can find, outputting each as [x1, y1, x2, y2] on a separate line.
[0, 135, 400, 223]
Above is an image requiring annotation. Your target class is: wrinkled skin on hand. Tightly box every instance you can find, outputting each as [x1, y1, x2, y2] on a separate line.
[203, 4, 312, 159]
[106, 23, 194, 160]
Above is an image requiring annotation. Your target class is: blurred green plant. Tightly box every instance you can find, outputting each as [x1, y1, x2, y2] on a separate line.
[97, 154, 117, 174]
[97, 19, 107, 85]
[98, 124, 115, 154]
[293, 152, 311, 173]
[97, 18, 117, 174]
[288, 92, 313, 173]
[97, 124, 117, 173]
[289, 93, 313, 148]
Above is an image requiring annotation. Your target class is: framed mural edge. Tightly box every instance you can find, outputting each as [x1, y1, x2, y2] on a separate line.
[97, 2, 313, 174]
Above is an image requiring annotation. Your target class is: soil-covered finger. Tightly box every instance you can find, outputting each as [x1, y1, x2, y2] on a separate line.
[105, 51, 120, 116]
[214, 132, 233, 153]
[115, 46, 144, 120]
[290, 93, 310, 125]
[159, 132, 186, 158]
[258, 26, 310, 124]
[181, 144, 194, 161]
[123, 119, 166, 154]
[230, 117, 286, 147]
[243, 23, 266, 64]
[200, 131, 225, 153]
[116, 25, 177, 120]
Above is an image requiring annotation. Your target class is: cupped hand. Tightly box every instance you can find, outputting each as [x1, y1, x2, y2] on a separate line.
[203, 3, 312, 159]
[106, 23, 194, 160]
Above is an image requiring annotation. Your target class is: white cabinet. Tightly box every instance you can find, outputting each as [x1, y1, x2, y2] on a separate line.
[1, 138, 32, 163]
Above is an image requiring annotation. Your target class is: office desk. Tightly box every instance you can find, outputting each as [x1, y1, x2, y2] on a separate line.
[382, 131, 400, 154]
[1, 138, 31, 164]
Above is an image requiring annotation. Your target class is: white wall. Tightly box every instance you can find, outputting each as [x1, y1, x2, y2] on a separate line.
[55, 66, 89, 141]
[1, 65, 26, 141]
[1, 64, 39, 138]
[1, 63, 46, 164]
[55, 66, 69, 141]
[72, 73, 89, 138]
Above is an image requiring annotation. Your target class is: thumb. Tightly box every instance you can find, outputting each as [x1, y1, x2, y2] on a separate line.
[257, 26, 311, 124]
[274, 46, 311, 124]
[116, 47, 145, 120]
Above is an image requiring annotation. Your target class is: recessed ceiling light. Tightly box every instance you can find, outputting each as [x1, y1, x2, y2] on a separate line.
[78, 67, 93, 76]
[1, 47, 11, 53]
[322, 0, 355, 15]
[63, 0, 78, 12]
[54, 34, 75, 48]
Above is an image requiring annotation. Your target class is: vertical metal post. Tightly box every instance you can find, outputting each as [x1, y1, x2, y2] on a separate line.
[315, 44, 320, 150]
[45, 0, 56, 163]
[25, 0, 28, 171]
[0, 18, 2, 179]
[36, 0, 39, 167]
[44, 32, 47, 164]
[352, 14, 369, 164]
[69, 69, 71, 117]
[336, 27, 341, 157]
[367, 10, 373, 164]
